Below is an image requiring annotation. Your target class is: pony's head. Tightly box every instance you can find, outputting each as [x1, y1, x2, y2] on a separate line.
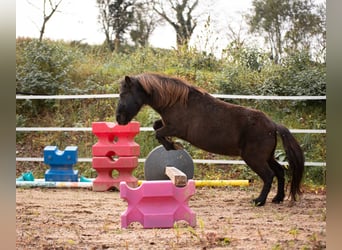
[116, 76, 148, 125]
[116, 73, 205, 124]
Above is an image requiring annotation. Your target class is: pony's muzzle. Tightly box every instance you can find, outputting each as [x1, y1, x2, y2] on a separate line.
[116, 113, 129, 125]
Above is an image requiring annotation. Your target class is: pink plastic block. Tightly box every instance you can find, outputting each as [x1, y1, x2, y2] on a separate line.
[91, 122, 141, 191]
[92, 157, 138, 191]
[92, 122, 140, 157]
[120, 180, 196, 229]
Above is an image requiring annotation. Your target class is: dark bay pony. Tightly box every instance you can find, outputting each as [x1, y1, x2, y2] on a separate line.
[116, 73, 304, 206]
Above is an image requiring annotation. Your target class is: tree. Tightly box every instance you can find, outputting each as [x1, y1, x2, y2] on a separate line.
[317, 2, 326, 62]
[97, 0, 136, 52]
[246, 0, 291, 63]
[285, 0, 323, 53]
[153, 0, 199, 49]
[130, 1, 162, 47]
[97, 0, 114, 51]
[27, 0, 63, 42]
[246, 0, 325, 63]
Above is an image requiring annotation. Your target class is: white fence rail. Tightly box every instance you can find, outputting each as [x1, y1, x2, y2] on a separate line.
[16, 94, 326, 100]
[15, 157, 326, 167]
[15, 127, 326, 134]
[16, 94, 326, 167]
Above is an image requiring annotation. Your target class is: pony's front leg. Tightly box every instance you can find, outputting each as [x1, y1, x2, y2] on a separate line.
[153, 119, 183, 151]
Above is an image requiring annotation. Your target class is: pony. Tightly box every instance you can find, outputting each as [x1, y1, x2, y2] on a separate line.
[116, 73, 304, 206]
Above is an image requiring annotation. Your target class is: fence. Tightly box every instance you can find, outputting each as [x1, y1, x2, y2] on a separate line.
[16, 94, 326, 167]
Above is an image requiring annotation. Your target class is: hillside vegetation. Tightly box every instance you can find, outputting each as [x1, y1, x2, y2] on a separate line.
[16, 38, 326, 186]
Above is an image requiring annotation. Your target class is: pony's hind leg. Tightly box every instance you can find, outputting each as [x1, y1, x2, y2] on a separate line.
[242, 151, 275, 206]
[268, 158, 285, 203]
[250, 163, 274, 206]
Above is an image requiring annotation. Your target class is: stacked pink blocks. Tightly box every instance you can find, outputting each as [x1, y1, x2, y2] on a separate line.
[91, 122, 140, 191]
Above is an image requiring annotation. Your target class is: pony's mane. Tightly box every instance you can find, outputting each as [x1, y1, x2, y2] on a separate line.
[135, 73, 206, 109]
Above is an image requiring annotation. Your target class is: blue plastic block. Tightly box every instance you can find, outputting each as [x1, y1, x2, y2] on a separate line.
[44, 146, 78, 165]
[45, 169, 79, 182]
[44, 146, 79, 182]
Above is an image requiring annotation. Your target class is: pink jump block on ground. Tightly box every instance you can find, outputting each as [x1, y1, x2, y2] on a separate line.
[91, 122, 140, 191]
[120, 180, 196, 229]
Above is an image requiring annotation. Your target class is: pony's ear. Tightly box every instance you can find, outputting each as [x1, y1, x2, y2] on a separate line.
[125, 76, 131, 82]
[125, 76, 134, 88]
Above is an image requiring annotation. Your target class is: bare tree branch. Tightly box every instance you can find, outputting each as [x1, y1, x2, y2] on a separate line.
[39, 0, 63, 41]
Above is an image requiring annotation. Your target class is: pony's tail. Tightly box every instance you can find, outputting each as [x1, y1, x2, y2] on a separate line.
[276, 124, 305, 201]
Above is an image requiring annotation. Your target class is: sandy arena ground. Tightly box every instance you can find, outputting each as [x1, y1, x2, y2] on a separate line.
[16, 185, 326, 249]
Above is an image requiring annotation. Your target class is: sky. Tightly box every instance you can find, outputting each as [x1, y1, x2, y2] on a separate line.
[16, 0, 254, 54]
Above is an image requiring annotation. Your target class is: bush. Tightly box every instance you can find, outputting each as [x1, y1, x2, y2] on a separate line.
[258, 51, 326, 96]
[16, 39, 85, 116]
[16, 39, 78, 95]
[218, 48, 326, 99]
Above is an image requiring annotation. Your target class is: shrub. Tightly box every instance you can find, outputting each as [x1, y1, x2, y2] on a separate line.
[16, 39, 78, 95]
[16, 39, 83, 116]
[258, 51, 326, 96]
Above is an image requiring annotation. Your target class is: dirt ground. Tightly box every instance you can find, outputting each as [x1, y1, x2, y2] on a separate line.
[16, 185, 326, 250]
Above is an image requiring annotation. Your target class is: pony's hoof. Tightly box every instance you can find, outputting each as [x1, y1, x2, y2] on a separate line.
[272, 196, 284, 204]
[173, 142, 184, 150]
[252, 199, 265, 206]
[163, 144, 175, 151]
